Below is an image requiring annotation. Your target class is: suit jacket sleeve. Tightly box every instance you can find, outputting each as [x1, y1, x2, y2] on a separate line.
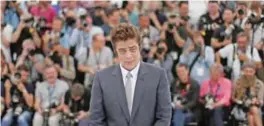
[89, 73, 106, 126]
[154, 69, 172, 126]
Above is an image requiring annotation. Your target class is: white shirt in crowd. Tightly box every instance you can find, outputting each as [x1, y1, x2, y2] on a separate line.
[219, 43, 261, 81]
[1, 24, 14, 63]
[120, 61, 140, 106]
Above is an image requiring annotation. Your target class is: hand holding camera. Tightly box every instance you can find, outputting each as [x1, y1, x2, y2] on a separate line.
[77, 110, 88, 120]
[238, 53, 248, 62]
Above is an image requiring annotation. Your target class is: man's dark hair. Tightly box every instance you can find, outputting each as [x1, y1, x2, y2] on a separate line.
[107, 7, 120, 17]
[178, 1, 188, 7]
[17, 64, 30, 72]
[224, 7, 235, 13]
[176, 63, 189, 71]
[122, 1, 128, 9]
[71, 83, 85, 97]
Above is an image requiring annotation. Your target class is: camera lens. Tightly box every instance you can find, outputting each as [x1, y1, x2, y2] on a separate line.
[15, 72, 21, 80]
[238, 9, 244, 15]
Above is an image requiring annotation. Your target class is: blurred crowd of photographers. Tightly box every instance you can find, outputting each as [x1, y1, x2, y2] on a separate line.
[1, 1, 264, 126]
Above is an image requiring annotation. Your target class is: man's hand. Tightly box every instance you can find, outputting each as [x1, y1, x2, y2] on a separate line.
[50, 108, 57, 115]
[244, 23, 252, 32]
[17, 83, 26, 92]
[238, 53, 248, 61]
[54, 64, 62, 72]
[88, 68, 95, 75]
[222, 39, 232, 46]
[4, 80, 12, 91]
[18, 22, 26, 30]
[251, 97, 260, 105]
[186, 43, 195, 54]
[43, 31, 51, 43]
[77, 111, 88, 120]
[175, 103, 184, 109]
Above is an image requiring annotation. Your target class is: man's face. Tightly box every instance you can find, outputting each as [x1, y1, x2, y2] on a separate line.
[179, 3, 189, 17]
[237, 36, 248, 50]
[210, 68, 221, 81]
[52, 19, 63, 33]
[208, 3, 219, 14]
[126, 1, 135, 12]
[109, 11, 120, 25]
[115, 38, 141, 71]
[193, 35, 204, 46]
[20, 70, 29, 82]
[93, 34, 105, 49]
[176, 66, 189, 83]
[139, 16, 150, 28]
[243, 67, 256, 77]
[45, 67, 58, 83]
[223, 10, 234, 24]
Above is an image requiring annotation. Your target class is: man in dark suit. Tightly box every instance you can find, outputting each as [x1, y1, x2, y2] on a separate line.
[89, 23, 172, 126]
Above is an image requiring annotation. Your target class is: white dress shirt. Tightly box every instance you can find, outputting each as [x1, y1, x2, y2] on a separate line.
[120, 61, 140, 106]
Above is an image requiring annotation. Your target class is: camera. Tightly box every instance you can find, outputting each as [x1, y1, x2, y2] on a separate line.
[247, 13, 260, 25]
[173, 94, 187, 106]
[157, 46, 165, 54]
[168, 23, 176, 30]
[28, 49, 35, 56]
[223, 25, 234, 40]
[204, 94, 215, 109]
[80, 15, 88, 28]
[12, 88, 24, 116]
[62, 112, 79, 126]
[49, 51, 62, 67]
[238, 9, 245, 15]
[66, 17, 76, 27]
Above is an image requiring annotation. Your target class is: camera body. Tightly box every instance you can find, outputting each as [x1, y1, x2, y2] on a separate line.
[173, 94, 187, 106]
[204, 94, 216, 109]
[62, 112, 79, 126]
[43, 102, 59, 126]
[223, 25, 234, 40]
[49, 51, 62, 67]
[247, 13, 260, 25]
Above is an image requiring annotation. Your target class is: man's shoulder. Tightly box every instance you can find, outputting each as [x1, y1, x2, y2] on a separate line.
[141, 62, 164, 74]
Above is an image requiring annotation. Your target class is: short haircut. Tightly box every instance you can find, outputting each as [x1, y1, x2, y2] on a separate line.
[44, 63, 55, 71]
[178, 1, 188, 7]
[237, 1, 248, 7]
[17, 64, 30, 72]
[224, 7, 235, 13]
[251, 1, 261, 10]
[242, 61, 256, 70]
[176, 63, 189, 71]
[110, 23, 141, 48]
[71, 83, 85, 97]
[208, 1, 218, 4]
[237, 32, 249, 41]
[53, 16, 64, 26]
[210, 63, 224, 73]
[107, 7, 119, 17]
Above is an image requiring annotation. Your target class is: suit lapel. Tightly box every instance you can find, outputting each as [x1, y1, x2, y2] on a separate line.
[112, 64, 130, 122]
[131, 62, 148, 121]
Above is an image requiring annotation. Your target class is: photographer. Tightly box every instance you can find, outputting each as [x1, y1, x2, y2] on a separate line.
[1, 65, 34, 126]
[216, 32, 262, 81]
[179, 31, 215, 85]
[199, 63, 232, 126]
[15, 39, 45, 85]
[69, 11, 104, 59]
[198, 1, 223, 46]
[147, 40, 174, 83]
[46, 42, 76, 87]
[42, 17, 69, 55]
[33, 64, 69, 126]
[77, 33, 113, 88]
[211, 8, 243, 51]
[138, 13, 160, 62]
[11, 13, 41, 59]
[232, 62, 263, 126]
[234, 2, 249, 29]
[63, 83, 91, 126]
[246, 2, 264, 51]
[2, 1, 22, 29]
[171, 64, 200, 126]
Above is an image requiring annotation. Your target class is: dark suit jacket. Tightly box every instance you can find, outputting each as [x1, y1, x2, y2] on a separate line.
[89, 62, 172, 126]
